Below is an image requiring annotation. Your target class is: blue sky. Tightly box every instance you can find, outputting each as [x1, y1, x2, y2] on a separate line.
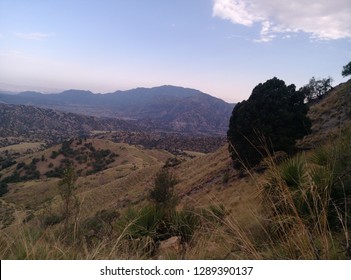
[0, 0, 350, 102]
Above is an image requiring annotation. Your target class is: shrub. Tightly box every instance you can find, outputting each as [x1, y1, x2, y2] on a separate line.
[16, 162, 26, 170]
[50, 151, 59, 159]
[0, 182, 8, 197]
[42, 214, 64, 227]
[45, 167, 65, 178]
[1, 158, 16, 170]
[116, 205, 164, 240]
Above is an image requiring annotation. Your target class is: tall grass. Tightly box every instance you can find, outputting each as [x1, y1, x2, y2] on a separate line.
[224, 130, 351, 259]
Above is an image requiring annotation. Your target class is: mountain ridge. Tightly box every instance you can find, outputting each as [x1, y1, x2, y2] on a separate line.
[0, 85, 234, 135]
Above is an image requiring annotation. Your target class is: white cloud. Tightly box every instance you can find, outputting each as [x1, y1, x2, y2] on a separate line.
[213, 0, 351, 42]
[16, 32, 52, 40]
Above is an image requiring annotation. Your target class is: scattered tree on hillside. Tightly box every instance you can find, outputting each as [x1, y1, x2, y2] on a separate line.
[300, 76, 333, 102]
[342, 61, 351, 78]
[227, 77, 311, 169]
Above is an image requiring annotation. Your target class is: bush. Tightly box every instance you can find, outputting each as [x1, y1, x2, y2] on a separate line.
[42, 214, 64, 227]
[0, 182, 8, 197]
[117, 205, 165, 240]
[16, 162, 26, 170]
[117, 205, 199, 244]
[45, 167, 65, 178]
[1, 158, 16, 170]
[50, 151, 59, 159]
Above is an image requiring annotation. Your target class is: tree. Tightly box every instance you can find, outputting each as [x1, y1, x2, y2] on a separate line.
[342, 61, 351, 77]
[149, 168, 178, 211]
[300, 76, 333, 102]
[227, 77, 311, 169]
[58, 166, 79, 232]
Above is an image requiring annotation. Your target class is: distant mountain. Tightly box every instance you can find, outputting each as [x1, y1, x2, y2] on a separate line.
[0, 85, 235, 135]
[0, 103, 139, 144]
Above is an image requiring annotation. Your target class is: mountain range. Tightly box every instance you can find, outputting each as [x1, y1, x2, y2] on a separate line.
[0, 85, 235, 135]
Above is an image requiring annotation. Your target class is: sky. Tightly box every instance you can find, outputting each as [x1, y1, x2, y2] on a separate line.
[0, 0, 350, 102]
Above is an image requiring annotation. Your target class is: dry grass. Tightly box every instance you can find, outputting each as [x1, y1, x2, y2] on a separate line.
[298, 80, 351, 148]
[0, 142, 45, 153]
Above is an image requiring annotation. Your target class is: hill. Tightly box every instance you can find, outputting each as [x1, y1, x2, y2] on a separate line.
[298, 79, 351, 148]
[0, 85, 234, 135]
[0, 103, 226, 153]
[0, 103, 139, 146]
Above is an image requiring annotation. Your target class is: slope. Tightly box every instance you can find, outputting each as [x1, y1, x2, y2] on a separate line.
[298, 79, 351, 148]
[0, 103, 139, 145]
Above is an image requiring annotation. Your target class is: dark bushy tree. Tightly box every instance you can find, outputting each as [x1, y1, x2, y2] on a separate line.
[228, 77, 311, 169]
[342, 61, 351, 77]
